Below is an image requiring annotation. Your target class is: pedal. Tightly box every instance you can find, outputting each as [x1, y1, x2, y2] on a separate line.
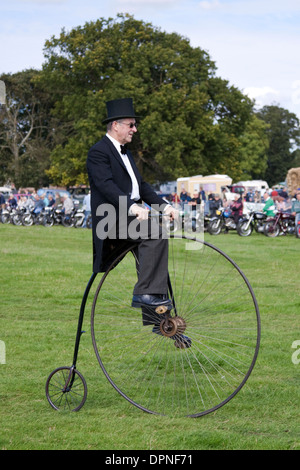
[155, 305, 169, 314]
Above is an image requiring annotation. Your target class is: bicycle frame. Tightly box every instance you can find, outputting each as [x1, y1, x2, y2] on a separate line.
[71, 241, 180, 370]
[71, 272, 97, 369]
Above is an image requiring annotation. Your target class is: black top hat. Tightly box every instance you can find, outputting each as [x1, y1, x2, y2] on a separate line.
[102, 98, 140, 124]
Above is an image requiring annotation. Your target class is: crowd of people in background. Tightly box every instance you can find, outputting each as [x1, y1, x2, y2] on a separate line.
[0, 187, 91, 228]
[167, 185, 300, 231]
[1, 184, 300, 232]
[172, 185, 298, 214]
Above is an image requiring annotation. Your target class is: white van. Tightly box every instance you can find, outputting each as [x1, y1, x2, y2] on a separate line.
[234, 180, 269, 194]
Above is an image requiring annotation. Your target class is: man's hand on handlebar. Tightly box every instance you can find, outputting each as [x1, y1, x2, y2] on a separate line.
[130, 204, 149, 221]
[130, 203, 179, 222]
[164, 204, 179, 221]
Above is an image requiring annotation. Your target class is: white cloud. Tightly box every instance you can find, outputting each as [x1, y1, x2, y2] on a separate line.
[198, 0, 221, 10]
[16, 0, 67, 3]
[1, 0, 300, 119]
[244, 86, 280, 107]
[116, 0, 178, 4]
[292, 81, 300, 106]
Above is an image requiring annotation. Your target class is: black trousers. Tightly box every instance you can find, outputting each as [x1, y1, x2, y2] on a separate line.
[110, 215, 169, 296]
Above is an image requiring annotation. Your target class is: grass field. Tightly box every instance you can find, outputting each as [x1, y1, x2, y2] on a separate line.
[0, 223, 299, 450]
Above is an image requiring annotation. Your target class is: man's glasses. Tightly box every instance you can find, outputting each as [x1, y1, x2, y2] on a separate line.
[117, 121, 138, 129]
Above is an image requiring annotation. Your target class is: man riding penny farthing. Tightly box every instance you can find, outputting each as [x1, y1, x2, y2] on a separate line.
[46, 98, 260, 417]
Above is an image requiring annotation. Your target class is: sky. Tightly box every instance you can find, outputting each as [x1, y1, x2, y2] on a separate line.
[1, 0, 300, 119]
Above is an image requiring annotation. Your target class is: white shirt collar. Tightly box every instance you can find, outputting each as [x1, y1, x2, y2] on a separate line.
[106, 133, 124, 155]
[105, 134, 140, 201]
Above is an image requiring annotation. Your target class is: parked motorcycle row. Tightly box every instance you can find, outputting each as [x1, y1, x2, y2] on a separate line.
[1, 204, 300, 238]
[0, 205, 92, 229]
[172, 207, 300, 238]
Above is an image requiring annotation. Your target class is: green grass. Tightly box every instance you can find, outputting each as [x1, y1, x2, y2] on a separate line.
[0, 224, 299, 450]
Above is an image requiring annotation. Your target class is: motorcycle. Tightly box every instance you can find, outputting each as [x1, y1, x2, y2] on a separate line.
[86, 214, 92, 229]
[10, 207, 27, 225]
[62, 207, 85, 228]
[207, 208, 238, 235]
[1, 206, 13, 224]
[0, 206, 24, 225]
[296, 218, 300, 239]
[264, 211, 295, 237]
[42, 206, 64, 227]
[237, 210, 267, 237]
[21, 208, 47, 226]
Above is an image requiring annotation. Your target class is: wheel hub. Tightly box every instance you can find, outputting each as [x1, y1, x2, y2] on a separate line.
[159, 316, 186, 337]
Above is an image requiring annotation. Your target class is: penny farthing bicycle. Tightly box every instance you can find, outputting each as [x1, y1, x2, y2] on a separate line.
[45, 234, 261, 417]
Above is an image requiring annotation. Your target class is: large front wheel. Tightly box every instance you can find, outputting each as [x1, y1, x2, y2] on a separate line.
[91, 236, 260, 417]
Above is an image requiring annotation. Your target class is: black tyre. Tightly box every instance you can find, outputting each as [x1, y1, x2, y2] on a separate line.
[264, 221, 280, 237]
[208, 218, 222, 235]
[22, 213, 34, 226]
[237, 220, 253, 237]
[46, 366, 87, 411]
[62, 215, 74, 228]
[91, 235, 260, 417]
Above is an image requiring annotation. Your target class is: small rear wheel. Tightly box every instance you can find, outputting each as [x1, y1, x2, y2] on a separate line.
[45, 366, 87, 411]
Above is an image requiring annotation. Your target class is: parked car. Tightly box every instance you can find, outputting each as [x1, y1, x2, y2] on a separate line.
[37, 188, 71, 201]
[68, 187, 90, 205]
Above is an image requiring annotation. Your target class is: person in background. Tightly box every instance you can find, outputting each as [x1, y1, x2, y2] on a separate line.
[62, 194, 74, 215]
[230, 193, 243, 225]
[291, 191, 300, 231]
[209, 193, 222, 217]
[82, 191, 91, 228]
[7, 193, 17, 209]
[263, 192, 276, 217]
[199, 186, 206, 201]
[47, 195, 56, 208]
[33, 194, 45, 214]
[0, 192, 6, 210]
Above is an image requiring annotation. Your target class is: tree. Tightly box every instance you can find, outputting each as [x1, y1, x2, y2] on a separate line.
[39, 14, 255, 186]
[257, 105, 300, 186]
[237, 114, 269, 180]
[0, 70, 55, 188]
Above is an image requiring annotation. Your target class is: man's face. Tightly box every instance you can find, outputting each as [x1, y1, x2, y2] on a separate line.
[114, 119, 138, 145]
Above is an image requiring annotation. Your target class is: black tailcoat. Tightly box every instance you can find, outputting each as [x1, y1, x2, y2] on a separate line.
[86, 135, 167, 272]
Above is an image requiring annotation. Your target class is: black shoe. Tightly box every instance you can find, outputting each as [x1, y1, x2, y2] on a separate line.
[152, 326, 192, 349]
[174, 334, 192, 349]
[132, 294, 172, 310]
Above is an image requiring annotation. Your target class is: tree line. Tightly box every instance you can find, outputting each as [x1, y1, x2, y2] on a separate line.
[1, 13, 300, 190]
